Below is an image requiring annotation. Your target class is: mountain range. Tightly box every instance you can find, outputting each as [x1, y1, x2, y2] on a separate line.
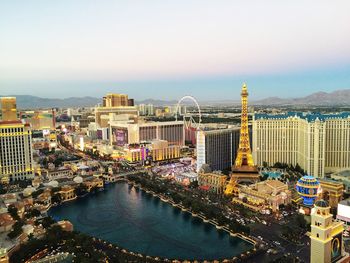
[254, 89, 350, 106]
[1, 89, 349, 109]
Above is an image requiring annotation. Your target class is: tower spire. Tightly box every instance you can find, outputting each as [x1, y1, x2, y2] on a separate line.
[224, 83, 259, 196]
[234, 83, 254, 167]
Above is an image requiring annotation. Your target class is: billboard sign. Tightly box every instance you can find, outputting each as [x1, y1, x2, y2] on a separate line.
[113, 128, 128, 146]
[331, 233, 342, 262]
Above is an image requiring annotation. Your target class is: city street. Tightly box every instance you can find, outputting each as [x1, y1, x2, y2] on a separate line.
[250, 219, 310, 262]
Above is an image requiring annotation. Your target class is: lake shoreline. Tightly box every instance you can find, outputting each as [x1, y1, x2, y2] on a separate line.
[49, 180, 258, 261]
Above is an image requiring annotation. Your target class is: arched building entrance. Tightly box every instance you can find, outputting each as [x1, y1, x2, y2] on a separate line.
[319, 179, 343, 208]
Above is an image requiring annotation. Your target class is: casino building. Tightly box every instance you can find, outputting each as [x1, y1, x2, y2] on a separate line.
[109, 121, 184, 146]
[0, 97, 34, 182]
[95, 93, 138, 128]
[196, 127, 242, 172]
[122, 140, 181, 163]
[253, 112, 350, 177]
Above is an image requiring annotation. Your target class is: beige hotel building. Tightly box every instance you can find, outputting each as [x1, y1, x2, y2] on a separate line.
[0, 97, 34, 182]
[252, 112, 350, 178]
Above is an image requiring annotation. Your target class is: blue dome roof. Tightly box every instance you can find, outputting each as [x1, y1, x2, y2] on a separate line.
[315, 199, 329, 208]
[297, 175, 319, 187]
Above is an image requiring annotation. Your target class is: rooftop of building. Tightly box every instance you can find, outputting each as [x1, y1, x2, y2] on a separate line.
[264, 179, 287, 189]
[0, 213, 15, 227]
[60, 185, 75, 191]
[200, 126, 241, 134]
[255, 112, 350, 122]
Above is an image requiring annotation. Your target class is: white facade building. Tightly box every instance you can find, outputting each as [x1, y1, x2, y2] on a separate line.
[253, 112, 350, 178]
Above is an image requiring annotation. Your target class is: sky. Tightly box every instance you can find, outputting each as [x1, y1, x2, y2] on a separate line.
[0, 0, 350, 101]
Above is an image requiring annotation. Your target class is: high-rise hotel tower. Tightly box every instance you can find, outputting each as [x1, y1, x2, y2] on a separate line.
[0, 97, 34, 182]
[253, 112, 350, 177]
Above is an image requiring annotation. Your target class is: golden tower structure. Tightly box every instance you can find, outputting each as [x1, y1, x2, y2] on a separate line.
[234, 83, 254, 167]
[225, 84, 259, 195]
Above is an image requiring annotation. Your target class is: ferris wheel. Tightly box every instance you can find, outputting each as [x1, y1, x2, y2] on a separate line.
[175, 95, 202, 130]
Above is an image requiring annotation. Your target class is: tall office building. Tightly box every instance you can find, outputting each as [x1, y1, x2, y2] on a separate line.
[196, 127, 241, 172]
[252, 112, 350, 177]
[0, 97, 17, 121]
[0, 97, 34, 182]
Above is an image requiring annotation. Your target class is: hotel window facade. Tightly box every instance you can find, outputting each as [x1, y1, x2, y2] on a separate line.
[196, 127, 243, 172]
[253, 113, 350, 178]
[0, 122, 34, 181]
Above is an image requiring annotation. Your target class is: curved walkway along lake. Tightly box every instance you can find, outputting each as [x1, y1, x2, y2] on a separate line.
[49, 183, 253, 260]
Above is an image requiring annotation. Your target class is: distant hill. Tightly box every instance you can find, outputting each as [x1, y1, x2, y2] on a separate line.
[1, 89, 349, 109]
[0, 95, 100, 109]
[254, 89, 350, 106]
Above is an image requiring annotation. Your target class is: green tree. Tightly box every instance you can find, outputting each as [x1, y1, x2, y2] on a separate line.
[8, 220, 24, 239]
[41, 216, 55, 229]
[51, 193, 62, 204]
[32, 189, 44, 198]
[8, 205, 20, 221]
[189, 181, 198, 189]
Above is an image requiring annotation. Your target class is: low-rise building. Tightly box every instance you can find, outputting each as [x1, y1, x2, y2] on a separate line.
[238, 180, 292, 212]
[59, 186, 76, 202]
[0, 194, 17, 207]
[83, 177, 104, 191]
[44, 168, 73, 180]
[0, 248, 9, 263]
[198, 172, 227, 194]
[124, 140, 181, 163]
[36, 190, 52, 209]
[0, 213, 15, 233]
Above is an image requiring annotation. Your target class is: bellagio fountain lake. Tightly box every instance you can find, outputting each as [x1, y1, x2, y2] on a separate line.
[48, 182, 253, 260]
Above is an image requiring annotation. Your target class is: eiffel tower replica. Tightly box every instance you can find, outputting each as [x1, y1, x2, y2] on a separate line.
[225, 83, 259, 195]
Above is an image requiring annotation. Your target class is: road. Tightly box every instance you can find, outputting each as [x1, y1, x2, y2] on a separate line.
[250, 220, 310, 262]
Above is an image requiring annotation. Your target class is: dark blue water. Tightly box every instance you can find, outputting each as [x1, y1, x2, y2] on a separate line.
[49, 183, 252, 260]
